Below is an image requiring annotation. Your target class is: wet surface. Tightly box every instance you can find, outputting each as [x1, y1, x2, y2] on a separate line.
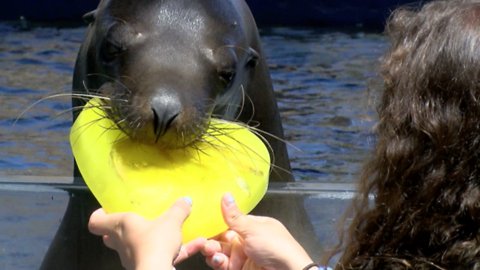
[0, 24, 385, 182]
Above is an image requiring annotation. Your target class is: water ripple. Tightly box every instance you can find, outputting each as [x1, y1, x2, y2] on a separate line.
[0, 24, 385, 183]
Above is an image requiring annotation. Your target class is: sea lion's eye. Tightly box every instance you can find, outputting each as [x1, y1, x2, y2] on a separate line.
[218, 69, 236, 88]
[101, 39, 125, 63]
[101, 22, 130, 63]
[214, 47, 238, 89]
[246, 48, 259, 68]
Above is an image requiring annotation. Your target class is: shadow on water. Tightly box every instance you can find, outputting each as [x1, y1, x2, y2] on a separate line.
[0, 24, 385, 269]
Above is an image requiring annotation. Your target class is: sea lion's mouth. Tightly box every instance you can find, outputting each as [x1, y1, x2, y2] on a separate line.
[119, 122, 209, 150]
[92, 94, 209, 149]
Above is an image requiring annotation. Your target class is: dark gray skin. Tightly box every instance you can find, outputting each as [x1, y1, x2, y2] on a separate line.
[72, 0, 291, 180]
[41, 1, 321, 269]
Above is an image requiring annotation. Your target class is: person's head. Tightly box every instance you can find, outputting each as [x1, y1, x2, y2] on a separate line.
[328, 1, 480, 269]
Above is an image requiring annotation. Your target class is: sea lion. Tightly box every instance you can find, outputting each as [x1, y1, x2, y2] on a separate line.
[72, 0, 292, 180]
[41, 1, 321, 269]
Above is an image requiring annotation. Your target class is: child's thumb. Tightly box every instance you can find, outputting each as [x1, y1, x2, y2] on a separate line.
[220, 193, 250, 233]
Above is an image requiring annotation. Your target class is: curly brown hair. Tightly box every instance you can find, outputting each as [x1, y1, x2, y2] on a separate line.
[324, 1, 480, 269]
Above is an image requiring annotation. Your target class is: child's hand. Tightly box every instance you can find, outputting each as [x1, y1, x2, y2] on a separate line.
[88, 197, 206, 270]
[202, 193, 315, 270]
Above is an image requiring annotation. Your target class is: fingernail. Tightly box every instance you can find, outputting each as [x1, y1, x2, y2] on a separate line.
[224, 192, 235, 206]
[212, 254, 224, 265]
[183, 196, 193, 206]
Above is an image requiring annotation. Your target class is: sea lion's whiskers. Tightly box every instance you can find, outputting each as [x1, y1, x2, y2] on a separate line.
[111, 131, 128, 146]
[82, 80, 90, 94]
[205, 122, 266, 158]
[189, 139, 210, 160]
[109, 124, 131, 146]
[50, 102, 100, 120]
[127, 116, 143, 138]
[233, 84, 247, 122]
[247, 124, 300, 152]
[224, 86, 256, 125]
[71, 92, 111, 101]
[14, 92, 108, 125]
[105, 99, 134, 127]
[210, 123, 266, 151]
[109, 114, 132, 136]
[201, 126, 234, 149]
[244, 91, 256, 126]
[214, 121, 295, 178]
[70, 115, 111, 146]
[183, 122, 205, 148]
[53, 105, 89, 119]
[245, 128, 296, 177]
[112, 117, 128, 128]
[133, 115, 145, 131]
[199, 123, 276, 175]
[93, 118, 127, 146]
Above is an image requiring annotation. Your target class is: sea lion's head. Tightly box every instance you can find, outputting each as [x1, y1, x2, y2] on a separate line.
[78, 0, 261, 147]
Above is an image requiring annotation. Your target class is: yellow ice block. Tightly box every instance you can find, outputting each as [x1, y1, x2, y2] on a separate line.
[70, 98, 270, 242]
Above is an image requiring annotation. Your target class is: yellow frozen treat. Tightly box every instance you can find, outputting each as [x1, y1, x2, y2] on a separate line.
[70, 98, 270, 242]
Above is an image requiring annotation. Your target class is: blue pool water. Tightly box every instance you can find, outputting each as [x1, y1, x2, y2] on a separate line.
[0, 24, 385, 183]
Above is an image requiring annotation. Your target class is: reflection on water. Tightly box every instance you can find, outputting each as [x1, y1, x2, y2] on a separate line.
[263, 28, 385, 182]
[0, 24, 82, 177]
[0, 23, 386, 182]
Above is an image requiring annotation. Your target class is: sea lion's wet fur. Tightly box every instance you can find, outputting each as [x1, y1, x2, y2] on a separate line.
[72, 0, 292, 176]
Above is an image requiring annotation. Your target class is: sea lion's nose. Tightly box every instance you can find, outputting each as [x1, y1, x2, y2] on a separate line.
[151, 94, 181, 140]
